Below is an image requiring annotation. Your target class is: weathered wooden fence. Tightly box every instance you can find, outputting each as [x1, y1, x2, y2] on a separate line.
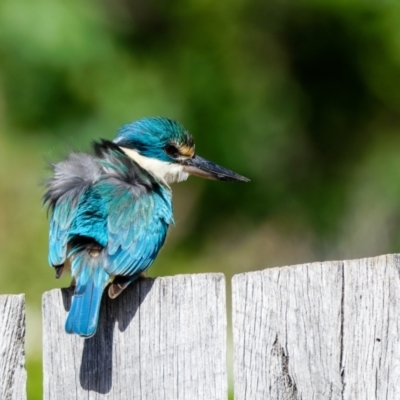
[2, 254, 400, 399]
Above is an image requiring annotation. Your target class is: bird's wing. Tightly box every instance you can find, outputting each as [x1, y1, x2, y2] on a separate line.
[48, 194, 79, 266]
[44, 153, 101, 266]
[67, 187, 108, 248]
[95, 178, 173, 278]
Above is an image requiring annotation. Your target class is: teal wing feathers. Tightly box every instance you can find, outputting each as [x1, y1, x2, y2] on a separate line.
[48, 194, 78, 267]
[96, 178, 173, 278]
[45, 152, 101, 268]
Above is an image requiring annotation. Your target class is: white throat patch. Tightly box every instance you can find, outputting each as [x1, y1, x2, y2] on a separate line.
[119, 147, 189, 185]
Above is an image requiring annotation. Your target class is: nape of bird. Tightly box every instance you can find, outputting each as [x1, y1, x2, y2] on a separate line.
[44, 117, 249, 338]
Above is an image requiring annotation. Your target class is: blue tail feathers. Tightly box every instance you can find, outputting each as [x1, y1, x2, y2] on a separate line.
[65, 267, 109, 338]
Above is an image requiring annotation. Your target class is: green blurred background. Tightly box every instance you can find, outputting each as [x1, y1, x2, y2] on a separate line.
[2, 0, 400, 397]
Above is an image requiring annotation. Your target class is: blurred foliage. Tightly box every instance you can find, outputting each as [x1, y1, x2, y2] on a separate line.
[2, 0, 400, 397]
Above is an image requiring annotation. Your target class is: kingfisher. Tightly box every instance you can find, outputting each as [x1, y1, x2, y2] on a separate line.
[44, 117, 249, 338]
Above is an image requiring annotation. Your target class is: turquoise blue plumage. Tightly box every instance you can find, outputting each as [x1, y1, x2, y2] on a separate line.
[44, 117, 249, 338]
[45, 139, 173, 337]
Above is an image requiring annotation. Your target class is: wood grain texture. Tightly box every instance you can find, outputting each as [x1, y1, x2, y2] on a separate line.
[232, 254, 400, 400]
[43, 273, 227, 400]
[0, 295, 26, 400]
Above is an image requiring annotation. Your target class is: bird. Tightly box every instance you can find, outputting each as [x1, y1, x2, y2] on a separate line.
[44, 117, 249, 338]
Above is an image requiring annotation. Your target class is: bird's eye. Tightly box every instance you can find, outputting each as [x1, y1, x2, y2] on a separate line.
[164, 144, 179, 158]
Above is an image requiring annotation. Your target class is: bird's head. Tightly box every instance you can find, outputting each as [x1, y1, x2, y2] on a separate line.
[113, 117, 249, 185]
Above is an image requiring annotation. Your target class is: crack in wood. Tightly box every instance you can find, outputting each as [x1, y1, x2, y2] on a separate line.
[339, 261, 346, 396]
[273, 335, 299, 399]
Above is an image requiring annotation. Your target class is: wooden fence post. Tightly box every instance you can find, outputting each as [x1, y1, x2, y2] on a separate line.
[0, 295, 26, 400]
[42, 273, 227, 399]
[232, 254, 400, 399]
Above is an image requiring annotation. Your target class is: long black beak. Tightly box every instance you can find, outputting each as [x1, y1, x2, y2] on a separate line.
[182, 154, 250, 182]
